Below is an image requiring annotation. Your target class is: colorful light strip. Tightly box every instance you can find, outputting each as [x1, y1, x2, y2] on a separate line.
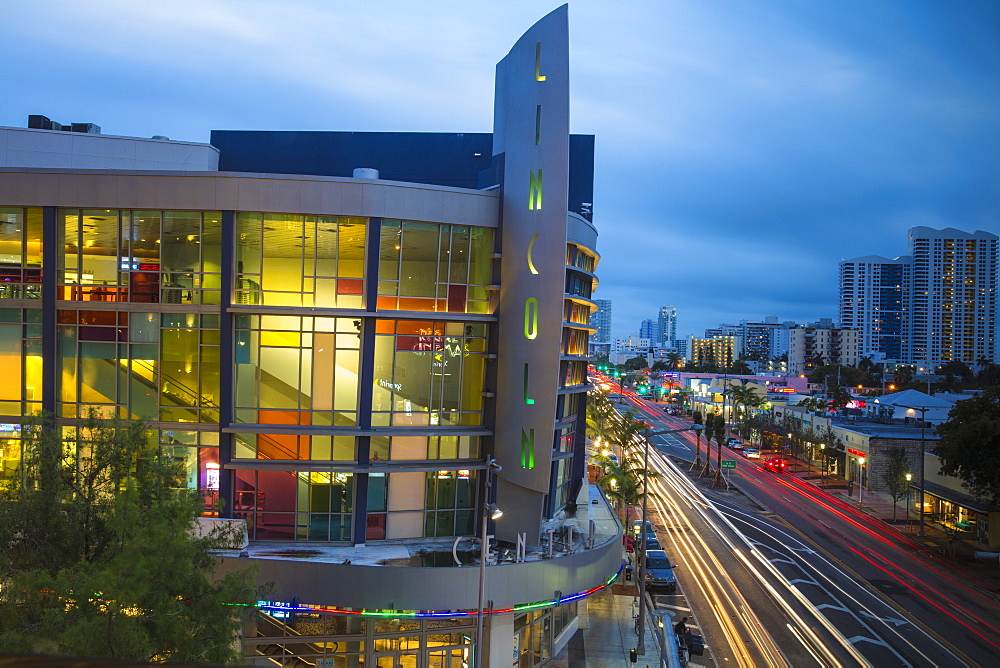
[253, 565, 623, 619]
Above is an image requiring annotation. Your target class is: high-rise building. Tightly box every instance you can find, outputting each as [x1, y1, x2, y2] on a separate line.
[591, 298, 612, 342]
[0, 8, 622, 665]
[839, 255, 909, 361]
[639, 319, 656, 341]
[742, 321, 788, 361]
[788, 327, 862, 376]
[907, 227, 998, 367]
[838, 228, 998, 369]
[688, 335, 739, 369]
[658, 305, 677, 344]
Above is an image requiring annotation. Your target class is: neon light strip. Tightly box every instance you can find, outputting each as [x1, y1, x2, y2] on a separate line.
[253, 566, 623, 619]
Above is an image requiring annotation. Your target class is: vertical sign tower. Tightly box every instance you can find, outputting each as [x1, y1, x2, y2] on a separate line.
[492, 5, 570, 544]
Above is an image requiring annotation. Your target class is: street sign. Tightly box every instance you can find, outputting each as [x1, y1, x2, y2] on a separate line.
[721, 460, 737, 470]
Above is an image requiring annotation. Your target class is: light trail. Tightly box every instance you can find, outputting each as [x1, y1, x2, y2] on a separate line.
[649, 469, 786, 667]
[762, 471, 1000, 643]
[717, 498, 950, 667]
[640, 443, 867, 667]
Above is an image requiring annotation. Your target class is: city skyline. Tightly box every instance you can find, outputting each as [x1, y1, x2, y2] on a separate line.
[6, 0, 998, 337]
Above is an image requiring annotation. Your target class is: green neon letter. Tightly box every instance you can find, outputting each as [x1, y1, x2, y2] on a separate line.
[523, 363, 535, 405]
[526, 233, 539, 274]
[524, 297, 538, 340]
[529, 169, 542, 210]
[521, 428, 536, 469]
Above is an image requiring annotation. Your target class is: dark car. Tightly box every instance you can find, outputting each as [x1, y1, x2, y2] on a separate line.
[763, 458, 787, 473]
[644, 549, 677, 593]
[631, 520, 655, 539]
[644, 535, 662, 551]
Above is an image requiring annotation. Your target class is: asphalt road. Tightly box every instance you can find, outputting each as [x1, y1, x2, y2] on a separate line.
[612, 389, 1000, 667]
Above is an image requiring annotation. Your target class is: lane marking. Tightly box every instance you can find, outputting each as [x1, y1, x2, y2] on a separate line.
[860, 610, 908, 628]
[846, 635, 891, 648]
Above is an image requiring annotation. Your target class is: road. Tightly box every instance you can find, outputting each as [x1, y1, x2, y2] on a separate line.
[612, 389, 1000, 667]
[613, 399, 864, 666]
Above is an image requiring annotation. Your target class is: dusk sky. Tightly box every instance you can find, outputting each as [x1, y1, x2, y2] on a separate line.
[5, 0, 999, 339]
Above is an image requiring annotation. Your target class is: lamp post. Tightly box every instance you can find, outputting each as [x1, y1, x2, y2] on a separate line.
[905, 472, 913, 532]
[900, 405, 929, 537]
[636, 424, 701, 657]
[819, 443, 826, 488]
[858, 457, 866, 509]
[475, 458, 502, 668]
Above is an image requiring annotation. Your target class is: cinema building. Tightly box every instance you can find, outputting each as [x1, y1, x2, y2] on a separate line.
[0, 7, 623, 666]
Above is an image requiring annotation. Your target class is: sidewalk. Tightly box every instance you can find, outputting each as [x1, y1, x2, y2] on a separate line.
[549, 578, 665, 668]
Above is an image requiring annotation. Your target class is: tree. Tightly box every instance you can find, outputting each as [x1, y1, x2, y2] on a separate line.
[692, 410, 704, 467]
[976, 361, 1000, 388]
[623, 356, 647, 371]
[0, 413, 260, 663]
[729, 382, 764, 432]
[826, 386, 853, 412]
[728, 359, 753, 375]
[893, 365, 915, 388]
[934, 387, 1000, 510]
[880, 447, 910, 522]
[936, 360, 973, 392]
[795, 397, 826, 414]
[709, 412, 726, 484]
[651, 360, 668, 371]
[666, 352, 683, 370]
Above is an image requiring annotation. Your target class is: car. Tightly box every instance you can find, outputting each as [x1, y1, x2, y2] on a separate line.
[728, 440, 745, 452]
[644, 535, 662, 551]
[743, 448, 760, 459]
[763, 458, 788, 473]
[631, 521, 655, 539]
[643, 549, 678, 593]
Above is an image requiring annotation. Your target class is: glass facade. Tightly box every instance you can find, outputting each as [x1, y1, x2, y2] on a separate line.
[0, 207, 503, 543]
[246, 612, 475, 667]
[0, 207, 43, 299]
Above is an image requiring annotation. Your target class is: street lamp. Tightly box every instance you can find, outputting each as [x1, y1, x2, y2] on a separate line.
[858, 456, 866, 509]
[636, 423, 701, 657]
[900, 405, 929, 537]
[905, 472, 913, 533]
[819, 443, 826, 488]
[475, 458, 502, 668]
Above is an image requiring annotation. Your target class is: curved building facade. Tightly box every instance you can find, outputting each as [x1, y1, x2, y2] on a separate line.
[0, 7, 615, 667]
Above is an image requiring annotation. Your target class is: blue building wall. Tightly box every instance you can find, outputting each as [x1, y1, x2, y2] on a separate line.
[210, 130, 594, 221]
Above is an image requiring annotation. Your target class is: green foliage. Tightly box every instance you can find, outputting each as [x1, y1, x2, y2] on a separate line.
[796, 397, 826, 413]
[0, 412, 261, 663]
[728, 359, 753, 375]
[623, 356, 647, 371]
[934, 387, 1000, 510]
[709, 412, 726, 446]
[880, 448, 911, 520]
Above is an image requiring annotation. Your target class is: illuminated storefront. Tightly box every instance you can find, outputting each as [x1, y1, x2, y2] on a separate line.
[0, 7, 614, 666]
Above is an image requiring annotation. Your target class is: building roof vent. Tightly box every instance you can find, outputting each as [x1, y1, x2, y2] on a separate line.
[152, 135, 170, 140]
[353, 168, 379, 179]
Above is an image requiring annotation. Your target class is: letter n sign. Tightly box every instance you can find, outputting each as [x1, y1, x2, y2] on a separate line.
[521, 428, 535, 469]
[528, 169, 542, 210]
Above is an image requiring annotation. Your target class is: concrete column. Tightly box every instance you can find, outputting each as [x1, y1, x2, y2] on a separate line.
[488, 612, 515, 668]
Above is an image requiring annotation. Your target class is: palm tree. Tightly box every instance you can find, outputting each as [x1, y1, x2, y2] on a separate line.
[666, 351, 683, 370]
[893, 365, 915, 387]
[729, 382, 765, 432]
[691, 410, 704, 469]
